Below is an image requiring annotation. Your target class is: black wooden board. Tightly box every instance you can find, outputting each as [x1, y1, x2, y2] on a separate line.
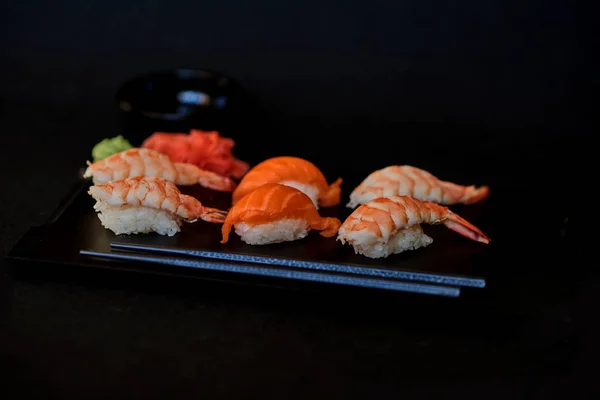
[5, 169, 568, 298]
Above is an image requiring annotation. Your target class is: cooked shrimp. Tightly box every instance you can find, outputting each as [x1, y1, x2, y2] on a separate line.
[83, 148, 236, 192]
[232, 156, 342, 208]
[221, 183, 341, 245]
[338, 196, 490, 259]
[88, 176, 227, 236]
[347, 165, 489, 208]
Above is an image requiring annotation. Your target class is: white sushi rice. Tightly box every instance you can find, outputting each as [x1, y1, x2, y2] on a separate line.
[235, 219, 310, 245]
[93, 201, 183, 236]
[338, 224, 433, 259]
[279, 180, 320, 208]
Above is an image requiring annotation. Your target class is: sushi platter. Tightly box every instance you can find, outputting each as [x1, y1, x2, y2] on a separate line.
[5, 129, 567, 298]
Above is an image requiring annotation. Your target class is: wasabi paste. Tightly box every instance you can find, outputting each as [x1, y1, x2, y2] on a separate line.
[92, 135, 133, 162]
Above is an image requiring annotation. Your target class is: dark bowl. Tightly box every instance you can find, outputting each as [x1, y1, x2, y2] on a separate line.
[116, 68, 249, 144]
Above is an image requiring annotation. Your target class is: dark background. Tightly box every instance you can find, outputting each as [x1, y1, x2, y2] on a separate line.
[0, 1, 594, 398]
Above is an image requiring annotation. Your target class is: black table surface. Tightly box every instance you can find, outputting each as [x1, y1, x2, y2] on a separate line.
[1, 1, 596, 397]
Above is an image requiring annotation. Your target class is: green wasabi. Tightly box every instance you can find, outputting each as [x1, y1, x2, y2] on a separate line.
[91, 135, 133, 162]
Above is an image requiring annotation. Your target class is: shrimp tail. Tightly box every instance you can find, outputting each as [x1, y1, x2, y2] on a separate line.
[461, 185, 490, 205]
[175, 162, 237, 191]
[316, 217, 342, 238]
[198, 174, 237, 192]
[220, 220, 233, 243]
[200, 207, 228, 224]
[319, 177, 343, 207]
[444, 212, 490, 244]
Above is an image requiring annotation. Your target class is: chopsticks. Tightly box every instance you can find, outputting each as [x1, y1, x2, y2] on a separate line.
[109, 242, 486, 288]
[79, 248, 461, 297]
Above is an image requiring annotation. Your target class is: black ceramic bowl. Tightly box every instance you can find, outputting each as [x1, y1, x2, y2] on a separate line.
[116, 68, 249, 144]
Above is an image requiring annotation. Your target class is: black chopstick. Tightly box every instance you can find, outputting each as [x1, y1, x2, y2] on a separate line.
[110, 242, 485, 288]
[80, 250, 461, 297]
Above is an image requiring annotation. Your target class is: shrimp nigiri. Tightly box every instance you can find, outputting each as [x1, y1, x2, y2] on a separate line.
[83, 148, 236, 192]
[338, 196, 490, 259]
[231, 156, 342, 208]
[221, 183, 341, 245]
[88, 176, 227, 236]
[347, 165, 489, 208]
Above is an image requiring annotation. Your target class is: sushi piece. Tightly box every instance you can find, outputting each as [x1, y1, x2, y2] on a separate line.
[88, 176, 227, 236]
[347, 165, 489, 208]
[338, 196, 490, 259]
[221, 183, 341, 245]
[231, 156, 342, 208]
[83, 148, 236, 192]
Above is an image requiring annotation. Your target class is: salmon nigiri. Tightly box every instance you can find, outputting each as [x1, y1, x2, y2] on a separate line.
[231, 156, 342, 208]
[221, 183, 341, 245]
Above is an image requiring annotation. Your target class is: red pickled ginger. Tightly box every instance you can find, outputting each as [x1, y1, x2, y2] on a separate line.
[142, 130, 250, 179]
